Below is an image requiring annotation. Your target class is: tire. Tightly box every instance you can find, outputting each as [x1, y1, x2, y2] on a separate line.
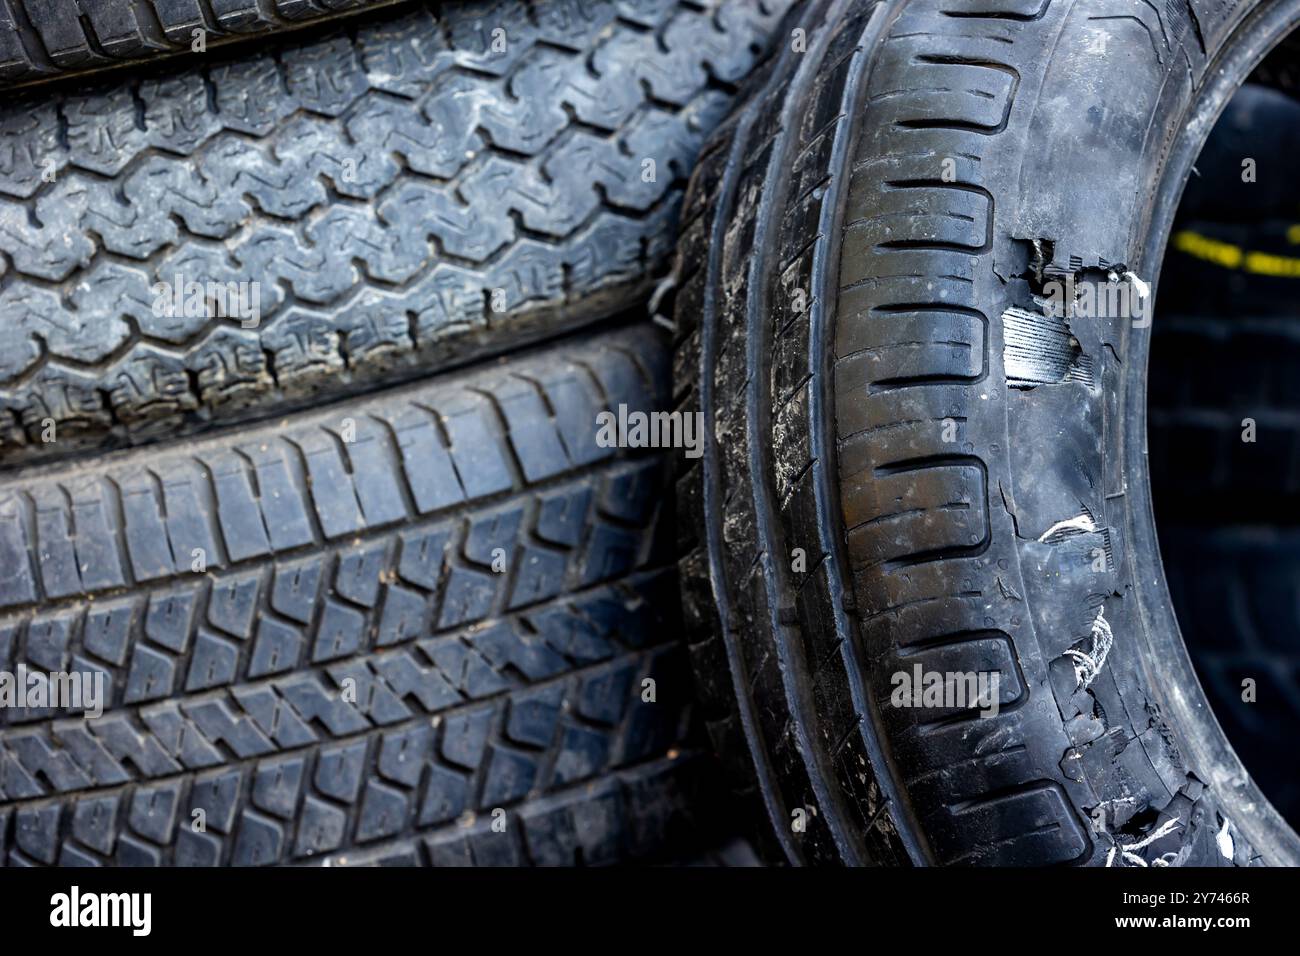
[0, 0, 402, 91]
[1149, 317, 1300, 828]
[673, 0, 1300, 866]
[1148, 125, 1300, 830]
[0, 0, 792, 465]
[1175, 82, 1300, 225]
[1162, 526, 1300, 829]
[0, 322, 710, 867]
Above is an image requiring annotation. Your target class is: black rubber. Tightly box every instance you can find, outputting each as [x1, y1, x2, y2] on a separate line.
[1152, 87, 1300, 510]
[1146, 84, 1300, 830]
[0, 0, 401, 90]
[0, 322, 712, 866]
[1161, 526, 1300, 828]
[1176, 82, 1300, 225]
[0, 0, 792, 465]
[1149, 312, 1300, 517]
[674, 0, 1300, 866]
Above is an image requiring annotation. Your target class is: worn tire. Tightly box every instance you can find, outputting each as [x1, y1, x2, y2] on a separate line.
[0, 0, 791, 465]
[0, 322, 713, 866]
[673, 0, 1300, 866]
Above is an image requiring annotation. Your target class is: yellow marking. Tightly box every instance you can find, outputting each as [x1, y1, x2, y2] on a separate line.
[1172, 230, 1242, 268]
[1173, 228, 1300, 277]
[1245, 250, 1300, 277]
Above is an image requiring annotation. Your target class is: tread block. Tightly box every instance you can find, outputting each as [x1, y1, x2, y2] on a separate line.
[938, 784, 1089, 865]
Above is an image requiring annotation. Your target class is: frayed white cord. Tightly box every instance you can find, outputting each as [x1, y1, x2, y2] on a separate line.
[1104, 817, 1182, 867]
[1216, 816, 1235, 860]
[1064, 606, 1114, 689]
[1037, 513, 1098, 542]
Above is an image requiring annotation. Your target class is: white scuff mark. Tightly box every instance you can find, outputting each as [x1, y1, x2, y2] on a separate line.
[1037, 513, 1098, 542]
[649, 274, 677, 332]
[1065, 605, 1114, 690]
[1104, 817, 1182, 867]
[1216, 816, 1235, 861]
[1124, 271, 1151, 301]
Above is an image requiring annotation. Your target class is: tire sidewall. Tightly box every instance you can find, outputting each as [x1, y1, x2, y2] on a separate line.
[1127, 0, 1300, 867]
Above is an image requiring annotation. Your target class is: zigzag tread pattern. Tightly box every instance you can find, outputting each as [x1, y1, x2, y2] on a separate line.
[0, 671, 699, 865]
[0, 0, 793, 464]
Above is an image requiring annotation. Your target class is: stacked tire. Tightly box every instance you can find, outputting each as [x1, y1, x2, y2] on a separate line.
[0, 0, 794, 866]
[7, 0, 1300, 871]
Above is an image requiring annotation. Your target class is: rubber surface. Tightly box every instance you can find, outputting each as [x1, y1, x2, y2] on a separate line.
[0, 0, 792, 465]
[1147, 84, 1300, 829]
[1177, 83, 1300, 224]
[676, 0, 919, 867]
[1156, 92, 1300, 535]
[0, 323, 708, 866]
[1162, 526, 1300, 827]
[0, 0, 401, 90]
[674, 0, 1269, 866]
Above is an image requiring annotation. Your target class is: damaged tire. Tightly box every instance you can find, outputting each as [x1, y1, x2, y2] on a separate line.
[674, 0, 1300, 865]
